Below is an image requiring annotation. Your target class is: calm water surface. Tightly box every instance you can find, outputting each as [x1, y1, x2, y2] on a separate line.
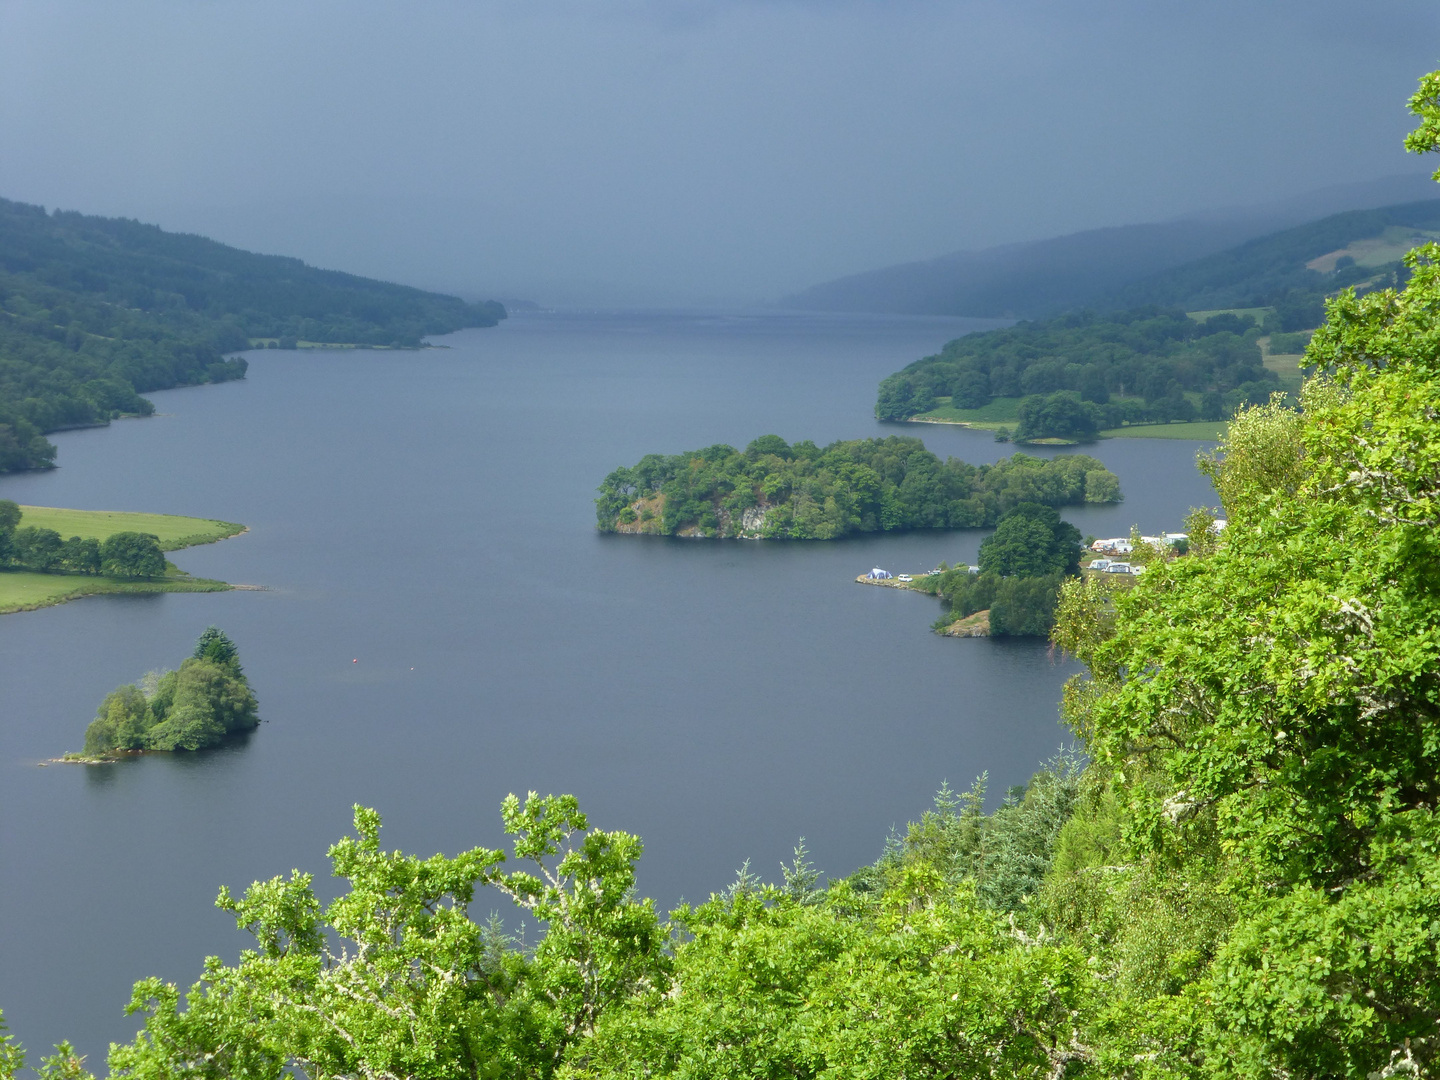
[0, 309, 1219, 1057]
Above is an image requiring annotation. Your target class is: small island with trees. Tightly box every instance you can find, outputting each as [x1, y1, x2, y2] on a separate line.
[0, 499, 246, 613]
[865, 501, 1087, 638]
[596, 435, 1120, 539]
[70, 628, 259, 759]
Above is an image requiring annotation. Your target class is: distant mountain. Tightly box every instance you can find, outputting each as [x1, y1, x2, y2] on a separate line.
[781, 171, 1440, 318]
[0, 196, 506, 471]
[1098, 198, 1440, 313]
[867, 193, 1440, 437]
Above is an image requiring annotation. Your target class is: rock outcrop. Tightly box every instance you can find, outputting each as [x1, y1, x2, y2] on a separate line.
[939, 610, 991, 637]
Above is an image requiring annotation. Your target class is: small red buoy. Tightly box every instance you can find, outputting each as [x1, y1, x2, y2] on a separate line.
[353, 658, 358, 663]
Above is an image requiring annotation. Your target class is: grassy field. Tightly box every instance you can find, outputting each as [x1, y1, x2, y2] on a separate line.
[1101, 421, 1227, 441]
[1187, 306, 1273, 324]
[0, 571, 232, 614]
[16, 506, 244, 550]
[909, 396, 1021, 428]
[1, 506, 246, 614]
[1258, 335, 1308, 394]
[1304, 225, 1440, 272]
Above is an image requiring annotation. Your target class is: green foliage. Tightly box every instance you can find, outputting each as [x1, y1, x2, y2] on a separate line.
[876, 307, 1279, 422]
[0, 1012, 25, 1080]
[14, 526, 63, 570]
[81, 630, 258, 755]
[1041, 175, 1440, 1068]
[192, 626, 241, 673]
[107, 796, 666, 1080]
[0, 196, 505, 471]
[576, 882, 1092, 1080]
[987, 575, 1063, 636]
[920, 502, 1082, 637]
[98, 533, 165, 578]
[0, 507, 111, 575]
[1195, 390, 1306, 516]
[978, 502, 1081, 577]
[596, 436, 1120, 537]
[1015, 389, 1101, 442]
[13, 69, 1440, 1080]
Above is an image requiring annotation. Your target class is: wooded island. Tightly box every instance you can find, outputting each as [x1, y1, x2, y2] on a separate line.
[597, 436, 1120, 539]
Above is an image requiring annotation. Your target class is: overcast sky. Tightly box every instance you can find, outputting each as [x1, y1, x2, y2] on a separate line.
[1, 1, 1437, 305]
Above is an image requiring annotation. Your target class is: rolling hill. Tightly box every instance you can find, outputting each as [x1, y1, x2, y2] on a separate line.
[781, 171, 1440, 319]
[0, 197, 506, 471]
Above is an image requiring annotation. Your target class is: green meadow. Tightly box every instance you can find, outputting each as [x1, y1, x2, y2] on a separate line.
[0, 571, 230, 614]
[0, 506, 245, 614]
[15, 506, 243, 550]
[1099, 420, 1228, 440]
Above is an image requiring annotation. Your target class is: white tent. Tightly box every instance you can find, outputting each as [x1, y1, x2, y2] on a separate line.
[866, 567, 892, 579]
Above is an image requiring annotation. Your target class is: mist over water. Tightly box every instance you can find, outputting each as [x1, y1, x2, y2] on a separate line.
[0, 310, 1218, 1059]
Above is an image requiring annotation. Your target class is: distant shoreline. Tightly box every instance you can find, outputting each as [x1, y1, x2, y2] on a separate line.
[902, 416, 1226, 441]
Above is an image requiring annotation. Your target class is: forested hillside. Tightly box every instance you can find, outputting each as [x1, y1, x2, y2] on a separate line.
[874, 199, 1440, 432]
[0, 197, 505, 471]
[876, 307, 1279, 427]
[780, 173, 1439, 319]
[1101, 197, 1440, 316]
[596, 435, 1120, 538]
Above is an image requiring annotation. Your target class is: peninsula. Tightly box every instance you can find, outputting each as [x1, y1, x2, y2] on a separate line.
[0, 501, 246, 613]
[596, 435, 1120, 539]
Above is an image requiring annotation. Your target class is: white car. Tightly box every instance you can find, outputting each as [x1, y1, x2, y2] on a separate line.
[897, 574, 913, 582]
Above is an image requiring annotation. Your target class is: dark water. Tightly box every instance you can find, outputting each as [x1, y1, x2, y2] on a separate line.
[0, 309, 1218, 1059]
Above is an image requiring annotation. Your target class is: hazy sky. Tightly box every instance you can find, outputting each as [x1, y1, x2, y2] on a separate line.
[1, 1, 1437, 305]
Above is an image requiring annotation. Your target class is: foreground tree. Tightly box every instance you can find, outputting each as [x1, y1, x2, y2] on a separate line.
[1047, 83, 1440, 1072]
[106, 794, 667, 1080]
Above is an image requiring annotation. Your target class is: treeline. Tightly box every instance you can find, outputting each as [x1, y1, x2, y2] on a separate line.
[873, 201, 1440, 437]
[81, 628, 259, 755]
[0, 501, 164, 577]
[596, 435, 1121, 538]
[0, 196, 506, 471]
[915, 502, 1082, 636]
[876, 307, 1282, 429]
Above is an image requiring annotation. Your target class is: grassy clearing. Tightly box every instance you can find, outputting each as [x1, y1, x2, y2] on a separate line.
[0, 571, 230, 614]
[1101, 421, 1227, 441]
[909, 396, 1020, 428]
[1304, 225, 1440, 272]
[1187, 307, 1273, 324]
[1261, 353, 1306, 392]
[17, 506, 244, 551]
